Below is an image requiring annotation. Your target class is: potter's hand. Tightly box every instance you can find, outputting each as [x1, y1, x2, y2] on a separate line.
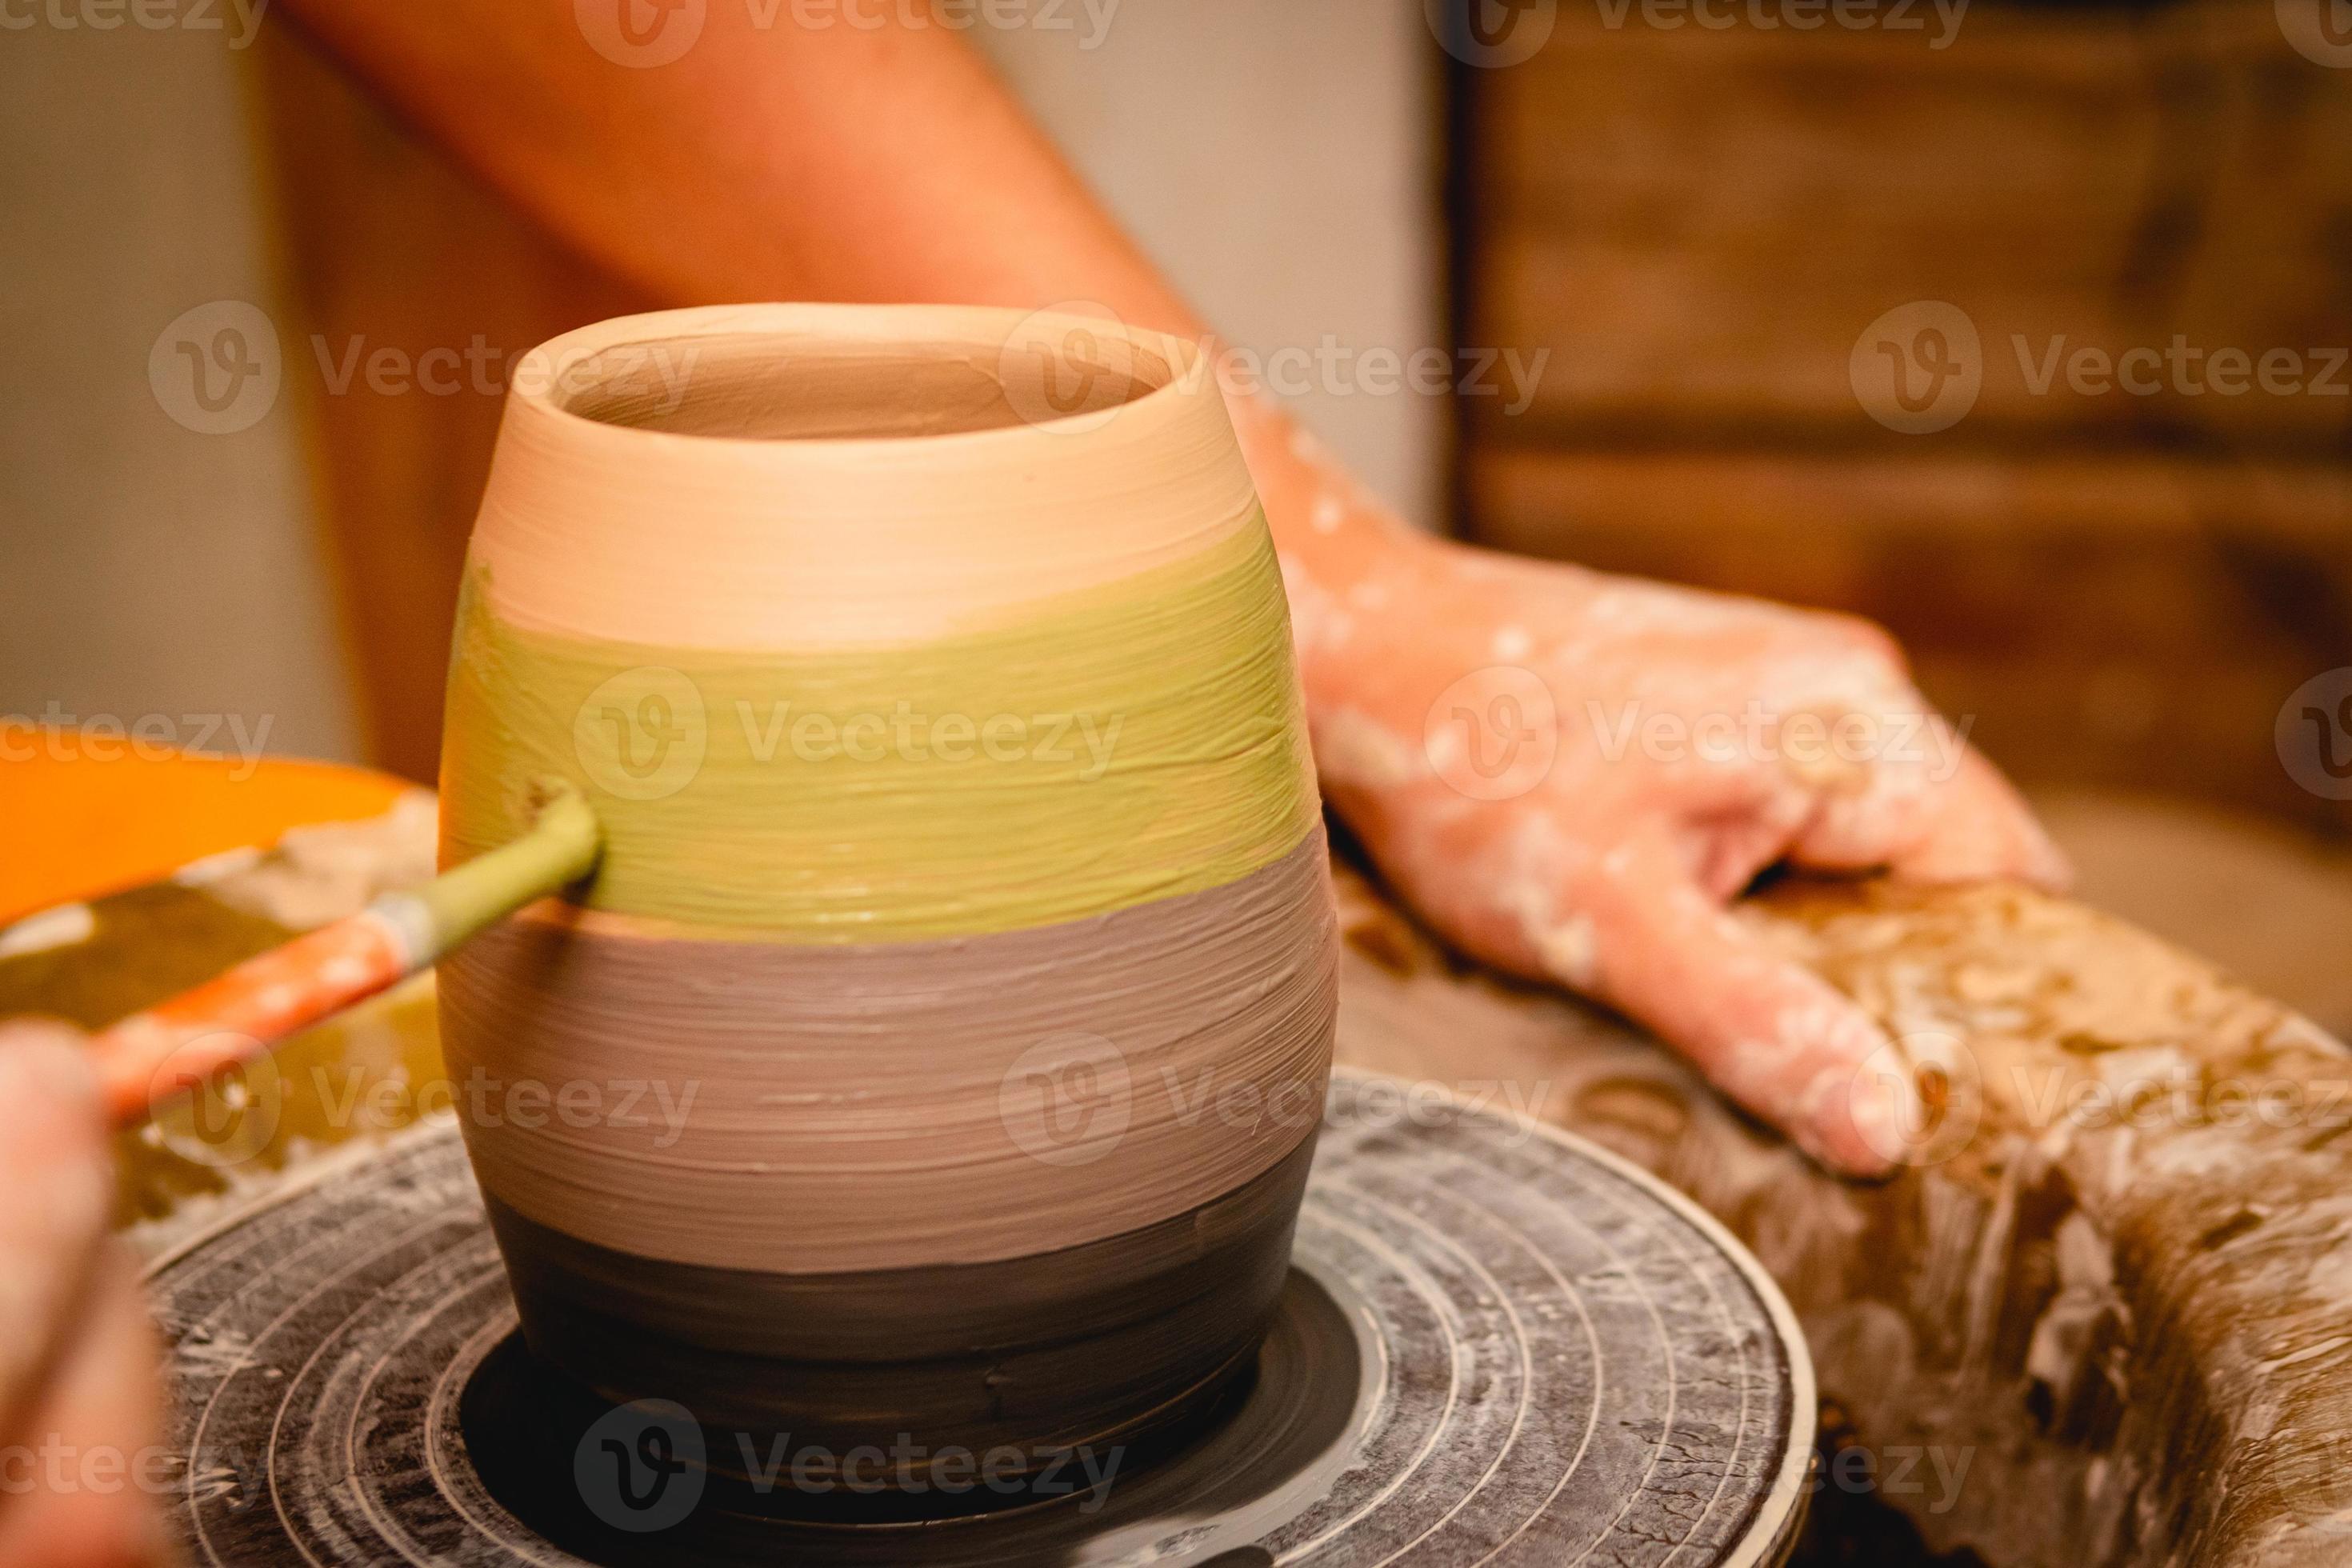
[0, 1023, 172, 1568]
[1249, 421, 2066, 1176]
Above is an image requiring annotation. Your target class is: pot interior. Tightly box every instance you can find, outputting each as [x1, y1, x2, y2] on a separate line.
[554, 322, 1172, 441]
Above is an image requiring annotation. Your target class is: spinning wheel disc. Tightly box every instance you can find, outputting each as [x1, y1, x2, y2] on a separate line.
[150, 1076, 1810, 1566]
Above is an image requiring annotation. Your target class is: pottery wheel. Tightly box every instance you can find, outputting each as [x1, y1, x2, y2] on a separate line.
[149, 1077, 1811, 1566]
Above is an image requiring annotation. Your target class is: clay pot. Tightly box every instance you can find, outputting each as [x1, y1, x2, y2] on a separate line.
[435, 304, 1338, 1485]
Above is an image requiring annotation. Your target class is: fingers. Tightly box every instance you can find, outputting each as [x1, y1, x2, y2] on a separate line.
[1890, 744, 2072, 891]
[0, 1024, 169, 1567]
[0, 1024, 114, 1442]
[1790, 716, 2071, 893]
[1569, 831, 1918, 1178]
[0, 1254, 174, 1568]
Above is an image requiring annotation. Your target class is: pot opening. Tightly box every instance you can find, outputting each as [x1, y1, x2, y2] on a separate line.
[552, 322, 1174, 441]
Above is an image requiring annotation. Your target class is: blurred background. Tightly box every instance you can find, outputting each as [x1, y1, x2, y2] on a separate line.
[3, 0, 2349, 1015]
[3, 6, 2350, 1561]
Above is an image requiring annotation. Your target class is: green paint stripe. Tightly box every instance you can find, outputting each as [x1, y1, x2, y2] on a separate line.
[440, 522, 1319, 941]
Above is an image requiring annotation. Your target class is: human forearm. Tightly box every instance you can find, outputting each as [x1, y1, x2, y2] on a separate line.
[275, 0, 1179, 322]
[274, 0, 1417, 681]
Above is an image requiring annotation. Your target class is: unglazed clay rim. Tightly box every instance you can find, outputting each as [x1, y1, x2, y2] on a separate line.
[518, 302, 1195, 447]
[470, 302, 1262, 650]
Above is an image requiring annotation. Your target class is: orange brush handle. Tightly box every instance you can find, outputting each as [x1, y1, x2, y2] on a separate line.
[87, 908, 416, 1130]
[86, 782, 600, 1131]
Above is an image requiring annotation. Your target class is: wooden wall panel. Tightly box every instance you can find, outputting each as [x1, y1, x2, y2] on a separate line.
[1456, 0, 2352, 828]
[1461, 1, 2352, 451]
[1470, 447, 2352, 829]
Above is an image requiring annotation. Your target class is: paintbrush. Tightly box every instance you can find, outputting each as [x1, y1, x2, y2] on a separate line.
[88, 782, 602, 1131]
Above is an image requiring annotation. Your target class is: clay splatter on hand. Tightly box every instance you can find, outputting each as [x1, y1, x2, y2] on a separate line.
[1236, 395, 2066, 1177]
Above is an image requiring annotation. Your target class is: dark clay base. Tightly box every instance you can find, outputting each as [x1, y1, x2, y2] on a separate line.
[457, 1268, 1370, 1564]
[483, 1130, 1319, 1486]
